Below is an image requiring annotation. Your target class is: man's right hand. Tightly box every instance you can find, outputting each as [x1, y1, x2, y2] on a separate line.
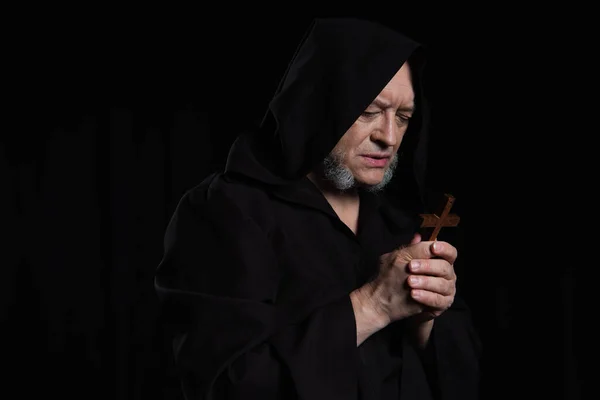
[360, 233, 426, 326]
[351, 232, 457, 345]
[351, 233, 424, 345]
[364, 232, 458, 325]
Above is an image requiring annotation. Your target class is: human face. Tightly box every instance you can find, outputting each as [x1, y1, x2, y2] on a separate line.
[328, 62, 415, 188]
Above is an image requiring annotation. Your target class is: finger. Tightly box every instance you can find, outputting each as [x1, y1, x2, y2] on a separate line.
[408, 258, 455, 279]
[407, 274, 455, 296]
[410, 232, 422, 245]
[410, 289, 452, 310]
[430, 241, 458, 265]
[394, 241, 436, 265]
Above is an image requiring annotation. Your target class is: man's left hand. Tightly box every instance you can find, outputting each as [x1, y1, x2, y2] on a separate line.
[406, 234, 457, 321]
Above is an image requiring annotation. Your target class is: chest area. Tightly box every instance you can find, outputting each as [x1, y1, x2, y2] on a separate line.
[267, 204, 404, 304]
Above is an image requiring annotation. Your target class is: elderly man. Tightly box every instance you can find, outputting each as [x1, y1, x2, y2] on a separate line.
[155, 17, 481, 400]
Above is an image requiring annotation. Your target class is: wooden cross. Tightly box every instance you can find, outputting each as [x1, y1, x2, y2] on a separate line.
[420, 193, 460, 241]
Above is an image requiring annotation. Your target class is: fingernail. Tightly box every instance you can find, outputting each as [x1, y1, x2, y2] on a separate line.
[411, 261, 420, 271]
[433, 242, 442, 251]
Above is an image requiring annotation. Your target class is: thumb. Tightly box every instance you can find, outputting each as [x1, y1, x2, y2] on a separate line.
[410, 232, 422, 245]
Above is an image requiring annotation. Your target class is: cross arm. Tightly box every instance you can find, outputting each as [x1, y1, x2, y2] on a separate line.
[419, 193, 460, 241]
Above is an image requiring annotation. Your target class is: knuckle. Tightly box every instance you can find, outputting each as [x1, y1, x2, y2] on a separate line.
[437, 279, 446, 294]
[448, 280, 456, 295]
[394, 250, 412, 265]
[447, 264, 456, 276]
[432, 295, 442, 309]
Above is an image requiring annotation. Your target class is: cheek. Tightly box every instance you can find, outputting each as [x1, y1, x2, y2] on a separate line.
[334, 125, 371, 161]
[330, 140, 347, 159]
[332, 136, 353, 156]
[351, 133, 373, 153]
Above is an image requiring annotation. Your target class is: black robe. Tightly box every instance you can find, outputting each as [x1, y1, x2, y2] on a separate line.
[155, 17, 481, 399]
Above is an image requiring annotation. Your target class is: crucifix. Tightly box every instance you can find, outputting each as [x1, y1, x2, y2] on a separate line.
[420, 193, 460, 241]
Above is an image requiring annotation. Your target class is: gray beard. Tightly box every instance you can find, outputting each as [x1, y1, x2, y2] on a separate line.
[320, 150, 398, 193]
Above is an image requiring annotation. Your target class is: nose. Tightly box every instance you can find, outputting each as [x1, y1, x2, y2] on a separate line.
[372, 111, 398, 148]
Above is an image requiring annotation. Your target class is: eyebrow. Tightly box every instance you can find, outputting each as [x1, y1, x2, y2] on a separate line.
[372, 98, 415, 113]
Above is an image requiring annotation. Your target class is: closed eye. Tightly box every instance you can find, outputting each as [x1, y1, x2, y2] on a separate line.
[361, 111, 379, 118]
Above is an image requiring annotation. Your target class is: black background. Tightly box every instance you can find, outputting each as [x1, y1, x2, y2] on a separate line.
[3, 7, 582, 400]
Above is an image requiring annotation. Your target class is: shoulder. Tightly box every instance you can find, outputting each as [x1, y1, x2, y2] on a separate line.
[184, 172, 278, 231]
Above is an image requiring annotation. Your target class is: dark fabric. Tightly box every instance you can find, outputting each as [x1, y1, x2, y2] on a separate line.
[225, 17, 429, 213]
[154, 16, 481, 399]
[155, 173, 481, 399]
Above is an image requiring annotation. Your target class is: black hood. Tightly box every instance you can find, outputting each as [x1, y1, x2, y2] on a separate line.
[225, 17, 430, 212]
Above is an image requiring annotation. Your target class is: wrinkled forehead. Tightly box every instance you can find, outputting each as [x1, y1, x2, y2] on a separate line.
[372, 62, 415, 108]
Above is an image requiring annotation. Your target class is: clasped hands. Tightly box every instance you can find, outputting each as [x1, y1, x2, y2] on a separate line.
[361, 232, 457, 326]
